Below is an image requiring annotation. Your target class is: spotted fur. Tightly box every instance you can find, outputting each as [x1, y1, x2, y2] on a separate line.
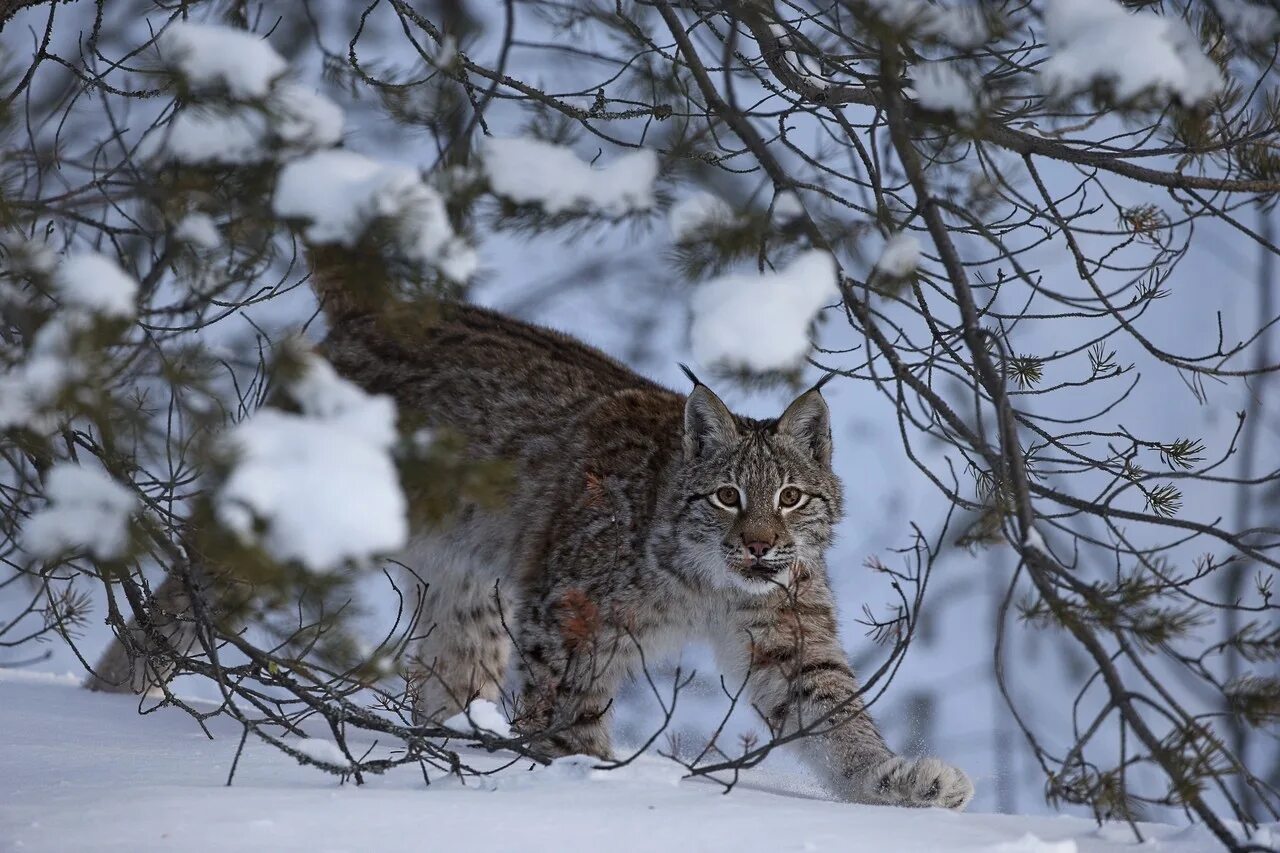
[321, 300, 972, 809]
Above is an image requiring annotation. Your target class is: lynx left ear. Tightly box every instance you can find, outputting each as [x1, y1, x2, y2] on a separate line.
[684, 384, 738, 459]
[777, 389, 832, 466]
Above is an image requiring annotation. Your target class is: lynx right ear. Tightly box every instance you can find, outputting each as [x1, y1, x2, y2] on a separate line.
[683, 384, 738, 459]
[777, 388, 832, 466]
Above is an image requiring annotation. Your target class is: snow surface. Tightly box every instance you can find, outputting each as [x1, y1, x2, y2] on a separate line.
[875, 233, 922, 279]
[160, 22, 287, 99]
[23, 463, 136, 561]
[483, 136, 658, 216]
[0, 676, 1245, 853]
[690, 250, 839, 373]
[55, 251, 138, 319]
[669, 191, 736, 241]
[1040, 0, 1224, 106]
[215, 353, 407, 572]
[911, 61, 978, 115]
[991, 836, 1077, 853]
[443, 699, 513, 738]
[273, 149, 476, 282]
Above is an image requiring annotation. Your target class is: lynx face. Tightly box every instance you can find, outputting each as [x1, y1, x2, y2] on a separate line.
[675, 384, 843, 593]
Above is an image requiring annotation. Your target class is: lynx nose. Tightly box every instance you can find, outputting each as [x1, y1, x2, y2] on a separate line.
[744, 539, 772, 560]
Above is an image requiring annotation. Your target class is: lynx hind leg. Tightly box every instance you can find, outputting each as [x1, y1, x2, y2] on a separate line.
[85, 571, 200, 694]
[410, 575, 513, 725]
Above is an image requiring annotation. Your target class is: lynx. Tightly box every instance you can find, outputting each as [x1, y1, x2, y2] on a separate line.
[92, 297, 973, 810]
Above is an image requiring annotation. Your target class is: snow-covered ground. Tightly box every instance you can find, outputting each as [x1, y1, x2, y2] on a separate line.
[0, 670, 1250, 853]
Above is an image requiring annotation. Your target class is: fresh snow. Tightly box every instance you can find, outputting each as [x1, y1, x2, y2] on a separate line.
[159, 86, 343, 166]
[273, 149, 476, 282]
[483, 137, 658, 216]
[1040, 0, 1224, 106]
[0, 666, 82, 686]
[55, 251, 138, 319]
[0, 252, 138, 430]
[668, 191, 735, 241]
[291, 738, 353, 768]
[162, 107, 273, 165]
[865, 0, 989, 48]
[991, 836, 1077, 853]
[911, 61, 978, 115]
[270, 83, 345, 149]
[214, 353, 407, 572]
[432, 35, 457, 68]
[0, 317, 83, 431]
[288, 355, 399, 449]
[0, 675, 1247, 852]
[160, 22, 288, 99]
[772, 189, 805, 224]
[767, 23, 832, 92]
[1215, 0, 1280, 44]
[174, 213, 221, 249]
[23, 463, 136, 561]
[542, 754, 686, 787]
[155, 23, 342, 166]
[1023, 527, 1052, 561]
[690, 250, 839, 372]
[875, 232, 922, 279]
[443, 699, 513, 738]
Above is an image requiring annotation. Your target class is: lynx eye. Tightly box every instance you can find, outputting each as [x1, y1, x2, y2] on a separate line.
[714, 486, 741, 508]
[778, 486, 803, 509]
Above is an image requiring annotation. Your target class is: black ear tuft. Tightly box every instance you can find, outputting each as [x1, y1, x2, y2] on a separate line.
[777, 388, 832, 466]
[810, 370, 837, 392]
[683, 384, 738, 459]
[678, 362, 703, 388]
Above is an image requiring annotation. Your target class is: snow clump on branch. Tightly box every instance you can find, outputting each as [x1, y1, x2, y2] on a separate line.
[909, 61, 979, 116]
[160, 23, 287, 99]
[690, 250, 839, 373]
[273, 149, 477, 283]
[154, 23, 343, 165]
[669, 191, 736, 242]
[24, 464, 137, 561]
[875, 233, 922, 279]
[443, 700, 512, 738]
[215, 352, 408, 573]
[0, 252, 138, 431]
[1040, 0, 1224, 106]
[483, 137, 658, 216]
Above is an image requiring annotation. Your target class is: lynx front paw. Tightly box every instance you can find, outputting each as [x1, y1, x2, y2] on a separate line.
[857, 756, 974, 811]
